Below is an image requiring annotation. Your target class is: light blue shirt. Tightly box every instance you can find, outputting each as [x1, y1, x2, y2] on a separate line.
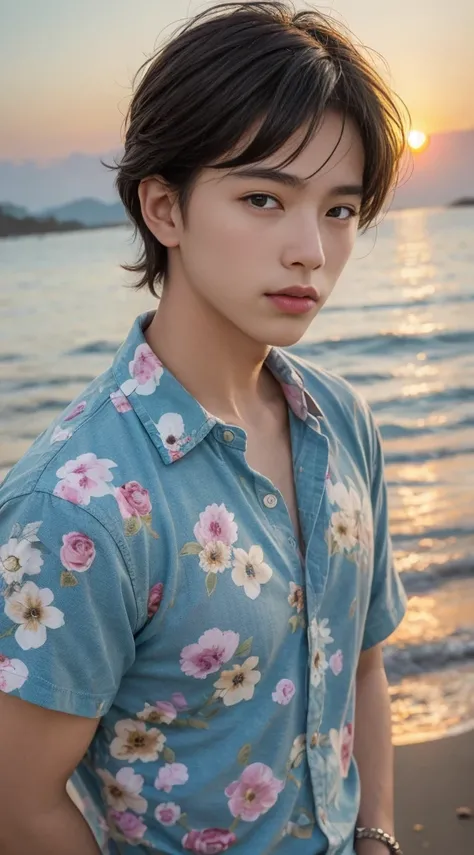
[0, 312, 407, 854]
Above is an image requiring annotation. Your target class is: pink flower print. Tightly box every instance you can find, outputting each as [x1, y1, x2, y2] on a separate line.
[329, 723, 354, 779]
[154, 802, 181, 826]
[147, 583, 164, 618]
[60, 532, 96, 573]
[109, 809, 147, 841]
[55, 453, 116, 506]
[193, 504, 238, 548]
[225, 763, 284, 822]
[121, 343, 164, 397]
[115, 481, 152, 519]
[0, 655, 28, 693]
[281, 383, 307, 420]
[110, 390, 133, 413]
[272, 678, 295, 705]
[182, 828, 237, 852]
[64, 401, 87, 422]
[53, 480, 86, 505]
[180, 628, 239, 679]
[329, 649, 344, 676]
[154, 762, 189, 793]
[171, 692, 188, 710]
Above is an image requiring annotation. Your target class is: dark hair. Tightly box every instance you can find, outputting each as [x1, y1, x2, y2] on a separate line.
[113, 1, 409, 296]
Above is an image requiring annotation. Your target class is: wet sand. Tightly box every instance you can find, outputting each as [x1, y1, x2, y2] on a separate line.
[394, 730, 474, 854]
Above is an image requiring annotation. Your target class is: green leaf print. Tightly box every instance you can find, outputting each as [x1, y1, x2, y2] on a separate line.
[60, 570, 78, 587]
[124, 516, 142, 537]
[179, 542, 203, 556]
[234, 637, 253, 657]
[237, 743, 252, 766]
[142, 514, 160, 539]
[162, 746, 176, 763]
[205, 573, 217, 596]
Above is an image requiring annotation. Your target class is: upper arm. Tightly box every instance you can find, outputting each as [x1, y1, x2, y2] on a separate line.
[0, 692, 98, 812]
[0, 490, 138, 717]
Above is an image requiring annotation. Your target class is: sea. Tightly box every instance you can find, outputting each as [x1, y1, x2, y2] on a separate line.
[1, 205, 473, 746]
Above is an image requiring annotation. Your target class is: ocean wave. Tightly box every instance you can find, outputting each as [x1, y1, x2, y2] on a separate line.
[384, 444, 474, 465]
[371, 385, 474, 412]
[384, 631, 474, 681]
[293, 328, 474, 357]
[65, 340, 120, 356]
[401, 557, 474, 593]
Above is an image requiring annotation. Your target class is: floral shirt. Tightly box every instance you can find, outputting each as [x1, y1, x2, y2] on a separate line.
[0, 312, 406, 854]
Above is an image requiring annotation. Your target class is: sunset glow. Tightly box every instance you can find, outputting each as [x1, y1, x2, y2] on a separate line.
[407, 130, 429, 152]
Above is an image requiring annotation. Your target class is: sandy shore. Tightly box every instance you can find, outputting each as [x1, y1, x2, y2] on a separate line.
[394, 729, 474, 854]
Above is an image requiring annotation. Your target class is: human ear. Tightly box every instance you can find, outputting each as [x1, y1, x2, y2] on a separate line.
[138, 176, 181, 248]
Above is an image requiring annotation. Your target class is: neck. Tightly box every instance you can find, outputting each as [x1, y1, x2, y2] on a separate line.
[145, 281, 277, 424]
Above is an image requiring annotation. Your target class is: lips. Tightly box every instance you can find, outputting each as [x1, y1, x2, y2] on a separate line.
[267, 285, 320, 301]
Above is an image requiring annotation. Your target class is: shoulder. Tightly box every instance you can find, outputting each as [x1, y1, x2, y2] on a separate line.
[0, 366, 164, 623]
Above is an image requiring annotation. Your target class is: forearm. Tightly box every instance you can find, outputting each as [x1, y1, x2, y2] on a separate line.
[0, 792, 101, 855]
[354, 661, 394, 854]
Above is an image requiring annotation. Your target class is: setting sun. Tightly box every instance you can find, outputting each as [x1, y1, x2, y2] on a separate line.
[407, 130, 429, 152]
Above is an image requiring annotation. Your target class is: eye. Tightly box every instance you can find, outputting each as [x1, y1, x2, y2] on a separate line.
[327, 206, 358, 221]
[243, 193, 281, 210]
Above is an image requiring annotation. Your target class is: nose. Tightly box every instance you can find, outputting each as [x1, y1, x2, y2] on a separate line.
[281, 219, 325, 271]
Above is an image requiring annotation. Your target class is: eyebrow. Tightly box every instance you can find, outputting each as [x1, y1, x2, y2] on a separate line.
[230, 166, 363, 197]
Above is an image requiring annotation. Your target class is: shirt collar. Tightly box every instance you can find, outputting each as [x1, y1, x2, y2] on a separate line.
[113, 312, 322, 465]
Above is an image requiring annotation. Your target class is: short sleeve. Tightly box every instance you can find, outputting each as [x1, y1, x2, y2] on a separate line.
[0, 490, 137, 718]
[361, 420, 408, 651]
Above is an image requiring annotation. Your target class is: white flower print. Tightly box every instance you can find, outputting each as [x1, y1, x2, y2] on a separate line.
[231, 545, 273, 599]
[109, 719, 166, 763]
[0, 654, 29, 693]
[50, 426, 73, 444]
[156, 412, 185, 453]
[288, 734, 306, 769]
[310, 617, 333, 649]
[97, 767, 148, 814]
[213, 656, 261, 706]
[309, 617, 334, 688]
[4, 582, 65, 650]
[120, 343, 164, 397]
[0, 537, 43, 585]
[310, 647, 329, 688]
[326, 477, 373, 557]
[329, 511, 358, 553]
[198, 541, 232, 574]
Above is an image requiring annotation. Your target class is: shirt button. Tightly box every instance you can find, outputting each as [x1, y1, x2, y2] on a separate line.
[222, 430, 235, 443]
[263, 493, 278, 509]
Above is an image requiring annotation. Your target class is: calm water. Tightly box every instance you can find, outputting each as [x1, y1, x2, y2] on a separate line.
[1, 207, 473, 744]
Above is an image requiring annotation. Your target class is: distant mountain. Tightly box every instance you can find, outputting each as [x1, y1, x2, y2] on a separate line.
[0, 206, 84, 238]
[38, 197, 127, 227]
[0, 202, 30, 218]
[1, 129, 473, 212]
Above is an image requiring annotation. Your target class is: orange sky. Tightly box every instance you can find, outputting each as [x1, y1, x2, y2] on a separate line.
[1, 0, 473, 161]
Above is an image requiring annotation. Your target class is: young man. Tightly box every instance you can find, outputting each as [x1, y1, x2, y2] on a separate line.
[0, 3, 408, 853]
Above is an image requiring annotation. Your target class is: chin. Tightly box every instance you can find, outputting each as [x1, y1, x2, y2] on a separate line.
[251, 319, 317, 349]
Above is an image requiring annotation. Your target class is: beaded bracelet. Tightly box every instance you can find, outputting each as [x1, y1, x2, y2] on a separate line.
[355, 826, 403, 855]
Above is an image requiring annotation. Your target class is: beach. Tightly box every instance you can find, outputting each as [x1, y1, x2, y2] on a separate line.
[394, 730, 474, 854]
[1, 208, 474, 849]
